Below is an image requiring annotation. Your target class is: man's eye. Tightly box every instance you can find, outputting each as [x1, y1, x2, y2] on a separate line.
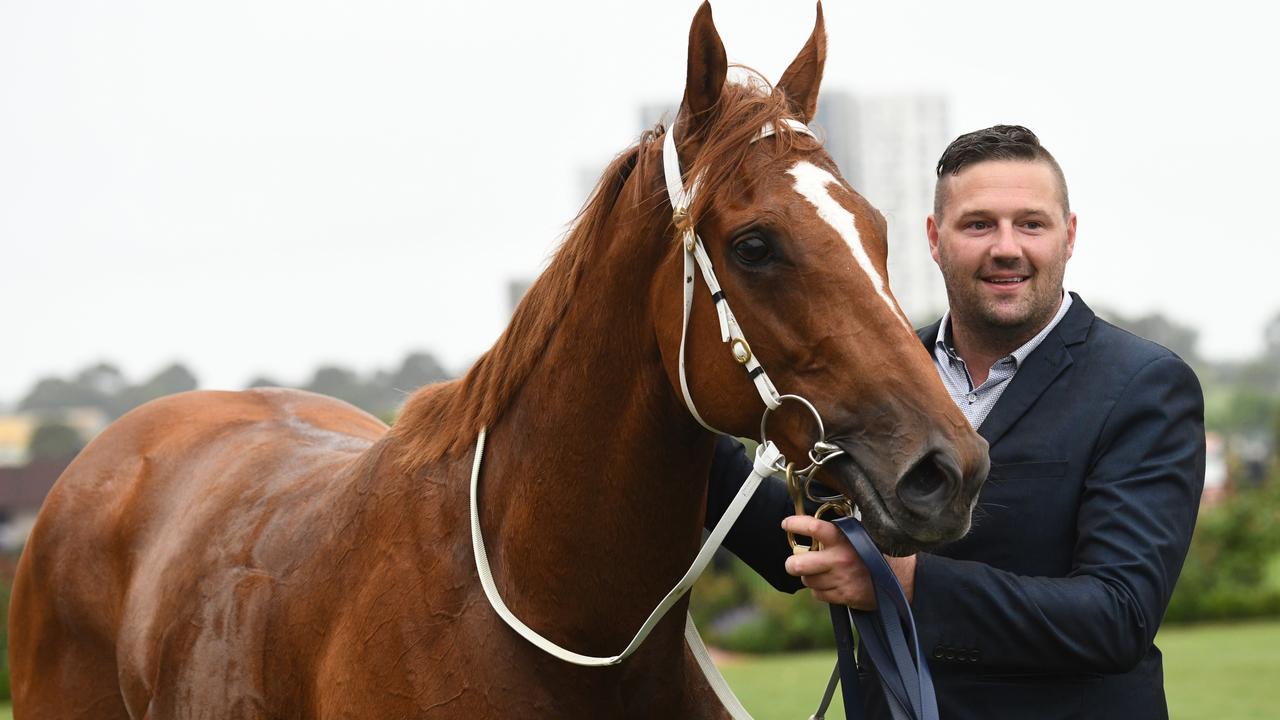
[1024, 221, 1043, 230]
[967, 221, 991, 231]
[732, 235, 773, 264]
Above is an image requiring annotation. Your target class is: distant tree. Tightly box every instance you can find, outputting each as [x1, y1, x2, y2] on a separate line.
[304, 366, 376, 409]
[1207, 389, 1279, 436]
[253, 354, 455, 416]
[1107, 311, 1200, 365]
[28, 422, 85, 461]
[388, 352, 449, 392]
[365, 352, 452, 414]
[112, 363, 199, 415]
[1265, 311, 1280, 360]
[143, 363, 198, 396]
[1230, 312, 1280, 396]
[18, 377, 109, 415]
[74, 362, 126, 397]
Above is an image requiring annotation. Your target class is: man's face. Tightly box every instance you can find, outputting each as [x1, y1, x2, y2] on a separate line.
[927, 159, 1077, 338]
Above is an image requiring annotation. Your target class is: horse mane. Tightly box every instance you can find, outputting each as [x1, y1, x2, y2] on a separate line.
[389, 71, 820, 470]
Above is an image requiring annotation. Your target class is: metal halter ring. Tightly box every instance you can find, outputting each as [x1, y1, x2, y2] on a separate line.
[760, 394, 841, 475]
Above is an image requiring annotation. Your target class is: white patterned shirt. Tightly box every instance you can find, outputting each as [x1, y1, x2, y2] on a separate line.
[932, 292, 1074, 430]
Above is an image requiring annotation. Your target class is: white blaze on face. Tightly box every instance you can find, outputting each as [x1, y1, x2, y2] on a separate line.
[787, 161, 910, 327]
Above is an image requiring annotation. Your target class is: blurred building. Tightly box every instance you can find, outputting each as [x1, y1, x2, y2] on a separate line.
[1202, 432, 1228, 506]
[0, 408, 108, 468]
[508, 279, 533, 314]
[0, 408, 105, 549]
[814, 92, 950, 325]
[634, 90, 951, 325]
[0, 414, 36, 467]
[0, 459, 68, 552]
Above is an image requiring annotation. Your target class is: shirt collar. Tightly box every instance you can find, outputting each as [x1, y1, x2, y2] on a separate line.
[935, 291, 1073, 369]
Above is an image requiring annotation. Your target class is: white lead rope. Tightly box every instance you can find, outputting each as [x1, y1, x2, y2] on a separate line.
[471, 426, 783, 667]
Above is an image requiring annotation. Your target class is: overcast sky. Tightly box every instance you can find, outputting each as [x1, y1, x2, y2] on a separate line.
[3, 0, 1277, 405]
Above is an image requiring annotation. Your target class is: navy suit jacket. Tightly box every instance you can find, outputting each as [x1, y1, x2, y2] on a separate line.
[705, 294, 1205, 720]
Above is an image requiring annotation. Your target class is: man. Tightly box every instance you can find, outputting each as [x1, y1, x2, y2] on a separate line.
[706, 125, 1205, 719]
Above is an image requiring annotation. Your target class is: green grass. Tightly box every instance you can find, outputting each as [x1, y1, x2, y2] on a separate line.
[719, 650, 848, 718]
[717, 619, 1280, 720]
[1158, 620, 1280, 719]
[1, 620, 1275, 719]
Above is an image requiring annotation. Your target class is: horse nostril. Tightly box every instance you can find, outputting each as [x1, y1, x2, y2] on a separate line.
[896, 451, 959, 518]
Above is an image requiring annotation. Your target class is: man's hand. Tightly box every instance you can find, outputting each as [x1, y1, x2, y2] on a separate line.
[780, 515, 917, 610]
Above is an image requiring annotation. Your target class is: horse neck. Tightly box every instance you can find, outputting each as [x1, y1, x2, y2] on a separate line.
[475, 199, 719, 653]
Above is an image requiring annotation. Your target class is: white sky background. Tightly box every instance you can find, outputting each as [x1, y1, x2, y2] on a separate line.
[2, 0, 1277, 403]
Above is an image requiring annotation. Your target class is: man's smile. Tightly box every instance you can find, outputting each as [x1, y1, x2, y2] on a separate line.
[981, 273, 1030, 290]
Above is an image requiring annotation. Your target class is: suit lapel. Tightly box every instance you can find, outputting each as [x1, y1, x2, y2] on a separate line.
[917, 294, 1095, 448]
[918, 320, 942, 351]
[976, 334, 1072, 445]
[979, 295, 1094, 446]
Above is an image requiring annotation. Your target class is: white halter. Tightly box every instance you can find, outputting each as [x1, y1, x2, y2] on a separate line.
[663, 116, 816, 430]
[469, 114, 824, 718]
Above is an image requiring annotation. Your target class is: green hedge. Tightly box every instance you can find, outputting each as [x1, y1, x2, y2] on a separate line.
[1166, 477, 1280, 623]
[691, 556, 836, 653]
[693, 473, 1280, 653]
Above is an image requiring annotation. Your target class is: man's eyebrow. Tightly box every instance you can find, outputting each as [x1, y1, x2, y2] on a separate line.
[953, 207, 1055, 218]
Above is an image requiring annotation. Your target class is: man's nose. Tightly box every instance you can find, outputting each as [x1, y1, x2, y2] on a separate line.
[990, 222, 1022, 258]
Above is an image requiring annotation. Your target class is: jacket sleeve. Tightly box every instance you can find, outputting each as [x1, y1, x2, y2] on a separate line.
[911, 355, 1206, 673]
[704, 436, 804, 593]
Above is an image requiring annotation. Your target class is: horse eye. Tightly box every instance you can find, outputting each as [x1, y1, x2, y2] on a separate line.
[732, 235, 772, 264]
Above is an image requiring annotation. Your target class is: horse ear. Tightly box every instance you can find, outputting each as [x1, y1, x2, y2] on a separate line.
[776, 2, 827, 123]
[681, 1, 727, 136]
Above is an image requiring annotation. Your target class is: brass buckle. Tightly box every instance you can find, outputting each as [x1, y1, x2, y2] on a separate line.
[786, 462, 854, 555]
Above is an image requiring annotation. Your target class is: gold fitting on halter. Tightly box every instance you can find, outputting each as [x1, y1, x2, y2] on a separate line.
[785, 462, 853, 556]
[673, 206, 693, 237]
[731, 337, 752, 364]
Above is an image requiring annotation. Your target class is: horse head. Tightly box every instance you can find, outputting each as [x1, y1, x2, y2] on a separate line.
[655, 2, 989, 555]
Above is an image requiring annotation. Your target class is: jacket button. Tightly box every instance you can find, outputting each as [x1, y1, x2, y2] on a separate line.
[932, 645, 944, 660]
[971, 649, 982, 662]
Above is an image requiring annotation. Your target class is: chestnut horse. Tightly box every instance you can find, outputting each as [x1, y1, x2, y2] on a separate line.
[9, 3, 988, 718]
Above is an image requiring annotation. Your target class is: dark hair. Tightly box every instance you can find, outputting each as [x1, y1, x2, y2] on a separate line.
[933, 125, 1069, 218]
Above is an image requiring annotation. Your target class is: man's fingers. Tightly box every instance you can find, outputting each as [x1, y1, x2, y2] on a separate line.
[800, 574, 841, 592]
[781, 514, 844, 547]
[785, 547, 836, 576]
[785, 543, 859, 577]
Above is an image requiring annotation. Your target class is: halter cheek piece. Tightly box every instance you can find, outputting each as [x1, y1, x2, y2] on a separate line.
[663, 116, 801, 429]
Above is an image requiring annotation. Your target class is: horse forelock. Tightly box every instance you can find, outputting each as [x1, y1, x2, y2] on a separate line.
[683, 69, 823, 227]
[390, 70, 822, 472]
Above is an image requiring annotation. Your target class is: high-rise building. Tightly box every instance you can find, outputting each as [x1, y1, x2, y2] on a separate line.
[813, 91, 950, 325]
[636, 91, 952, 325]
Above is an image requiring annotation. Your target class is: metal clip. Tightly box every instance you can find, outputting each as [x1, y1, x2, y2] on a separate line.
[808, 440, 844, 468]
[674, 207, 694, 246]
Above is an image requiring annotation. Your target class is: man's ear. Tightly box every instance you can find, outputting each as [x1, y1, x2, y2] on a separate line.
[927, 214, 942, 264]
[776, 2, 826, 123]
[1066, 212, 1078, 260]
